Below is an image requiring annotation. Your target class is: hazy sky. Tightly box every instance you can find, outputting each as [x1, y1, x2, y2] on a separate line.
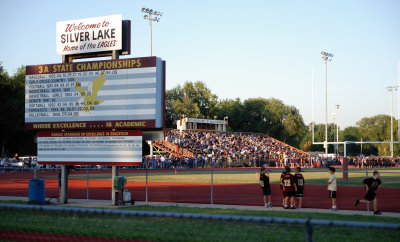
[1, 0, 400, 128]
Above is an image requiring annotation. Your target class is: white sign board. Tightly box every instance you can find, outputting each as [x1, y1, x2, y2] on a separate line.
[56, 14, 122, 55]
[37, 131, 142, 166]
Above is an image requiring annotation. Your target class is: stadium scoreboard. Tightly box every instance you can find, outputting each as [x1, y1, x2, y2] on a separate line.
[25, 56, 165, 131]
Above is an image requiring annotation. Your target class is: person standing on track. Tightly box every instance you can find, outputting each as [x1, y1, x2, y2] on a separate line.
[327, 167, 338, 211]
[355, 171, 382, 215]
[280, 167, 288, 207]
[282, 166, 297, 209]
[294, 167, 305, 208]
[259, 167, 272, 207]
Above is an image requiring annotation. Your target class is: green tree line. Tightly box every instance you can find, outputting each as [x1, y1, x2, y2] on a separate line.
[0, 63, 36, 157]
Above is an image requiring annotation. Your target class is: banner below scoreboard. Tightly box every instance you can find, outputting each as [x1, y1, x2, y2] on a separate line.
[37, 130, 142, 166]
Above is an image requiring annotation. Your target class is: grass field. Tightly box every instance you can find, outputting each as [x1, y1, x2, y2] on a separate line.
[1, 202, 399, 242]
[65, 168, 400, 188]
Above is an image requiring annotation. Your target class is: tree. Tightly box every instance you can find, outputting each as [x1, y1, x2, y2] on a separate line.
[183, 81, 218, 117]
[214, 97, 306, 147]
[357, 114, 399, 156]
[213, 98, 242, 131]
[165, 81, 218, 128]
[340, 126, 361, 156]
[0, 65, 36, 156]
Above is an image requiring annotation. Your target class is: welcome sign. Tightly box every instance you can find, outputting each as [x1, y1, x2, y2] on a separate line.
[56, 14, 122, 55]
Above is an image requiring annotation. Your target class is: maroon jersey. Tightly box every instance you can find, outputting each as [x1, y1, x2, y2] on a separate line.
[282, 173, 296, 192]
[280, 171, 287, 190]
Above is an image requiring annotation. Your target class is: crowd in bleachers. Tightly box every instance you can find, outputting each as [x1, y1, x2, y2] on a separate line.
[350, 156, 400, 168]
[143, 130, 310, 169]
[306, 156, 400, 169]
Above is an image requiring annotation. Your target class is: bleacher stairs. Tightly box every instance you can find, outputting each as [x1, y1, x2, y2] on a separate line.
[153, 140, 195, 158]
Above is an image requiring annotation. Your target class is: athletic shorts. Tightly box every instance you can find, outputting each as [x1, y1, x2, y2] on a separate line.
[284, 190, 295, 197]
[364, 190, 376, 201]
[329, 190, 336, 198]
[296, 188, 304, 197]
[262, 186, 271, 196]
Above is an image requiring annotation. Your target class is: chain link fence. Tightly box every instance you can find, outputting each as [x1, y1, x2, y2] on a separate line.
[0, 166, 399, 212]
[0, 203, 399, 242]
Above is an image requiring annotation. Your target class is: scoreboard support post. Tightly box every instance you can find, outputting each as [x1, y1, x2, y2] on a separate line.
[111, 166, 119, 205]
[111, 49, 120, 206]
[59, 54, 70, 205]
[60, 165, 68, 204]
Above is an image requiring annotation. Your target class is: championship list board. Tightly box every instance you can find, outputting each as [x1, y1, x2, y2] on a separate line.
[37, 130, 142, 166]
[25, 57, 165, 131]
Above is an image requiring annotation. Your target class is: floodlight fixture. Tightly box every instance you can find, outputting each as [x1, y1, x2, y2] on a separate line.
[142, 7, 163, 56]
[321, 51, 334, 62]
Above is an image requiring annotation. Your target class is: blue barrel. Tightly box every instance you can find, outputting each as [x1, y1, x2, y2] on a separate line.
[29, 179, 45, 204]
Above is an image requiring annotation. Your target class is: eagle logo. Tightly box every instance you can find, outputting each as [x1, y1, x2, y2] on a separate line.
[75, 72, 107, 113]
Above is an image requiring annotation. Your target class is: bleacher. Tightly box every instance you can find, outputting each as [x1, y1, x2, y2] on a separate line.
[151, 129, 310, 168]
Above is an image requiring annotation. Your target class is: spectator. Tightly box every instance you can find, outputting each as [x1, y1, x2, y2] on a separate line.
[164, 130, 310, 168]
[13, 153, 20, 162]
[259, 167, 272, 207]
[282, 166, 297, 209]
[294, 167, 305, 208]
[327, 167, 338, 211]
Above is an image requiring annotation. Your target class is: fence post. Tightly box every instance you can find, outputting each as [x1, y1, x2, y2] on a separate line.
[365, 168, 369, 212]
[146, 163, 148, 204]
[211, 164, 214, 205]
[305, 217, 313, 242]
[86, 168, 89, 200]
[33, 166, 37, 179]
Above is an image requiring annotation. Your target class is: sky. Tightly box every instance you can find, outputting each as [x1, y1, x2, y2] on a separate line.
[1, 0, 400, 129]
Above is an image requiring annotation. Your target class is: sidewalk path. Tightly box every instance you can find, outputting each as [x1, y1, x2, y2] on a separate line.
[1, 195, 399, 218]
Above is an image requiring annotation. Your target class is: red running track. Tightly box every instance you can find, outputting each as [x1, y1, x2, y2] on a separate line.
[0, 171, 399, 212]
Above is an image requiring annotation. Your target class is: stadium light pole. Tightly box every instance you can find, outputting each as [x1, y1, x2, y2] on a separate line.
[332, 112, 336, 155]
[142, 7, 163, 56]
[321, 51, 334, 155]
[335, 104, 340, 155]
[398, 62, 400, 142]
[387, 85, 398, 157]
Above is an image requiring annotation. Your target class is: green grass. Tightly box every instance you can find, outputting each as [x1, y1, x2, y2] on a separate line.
[120, 205, 400, 224]
[64, 168, 400, 188]
[0, 200, 29, 204]
[0, 205, 399, 242]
